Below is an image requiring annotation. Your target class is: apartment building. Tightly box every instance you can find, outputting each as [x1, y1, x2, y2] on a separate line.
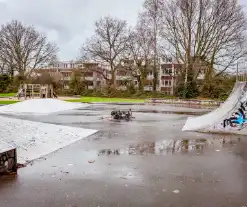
[159, 63, 183, 95]
[115, 57, 207, 95]
[33, 57, 206, 95]
[33, 61, 109, 90]
[115, 58, 182, 95]
[115, 58, 155, 92]
[116, 59, 134, 90]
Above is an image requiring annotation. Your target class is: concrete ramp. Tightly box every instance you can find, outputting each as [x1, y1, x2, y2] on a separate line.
[182, 82, 247, 134]
[0, 116, 97, 164]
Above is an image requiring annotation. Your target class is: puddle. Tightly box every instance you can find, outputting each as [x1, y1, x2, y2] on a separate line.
[58, 112, 100, 116]
[76, 104, 212, 115]
[134, 110, 206, 115]
[98, 137, 242, 156]
[163, 104, 216, 109]
[80, 108, 207, 116]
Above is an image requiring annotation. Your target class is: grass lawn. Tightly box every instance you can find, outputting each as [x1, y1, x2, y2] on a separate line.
[68, 97, 146, 103]
[0, 93, 16, 97]
[0, 100, 19, 104]
[0, 97, 146, 105]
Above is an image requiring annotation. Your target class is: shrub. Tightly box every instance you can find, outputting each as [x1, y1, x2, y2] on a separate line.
[0, 74, 12, 93]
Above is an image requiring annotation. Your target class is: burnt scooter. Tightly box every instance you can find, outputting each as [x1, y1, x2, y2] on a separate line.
[111, 109, 133, 121]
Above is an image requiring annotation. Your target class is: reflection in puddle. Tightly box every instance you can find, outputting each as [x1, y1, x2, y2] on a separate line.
[58, 112, 100, 116]
[98, 137, 241, 156]
[135, 110, 206, 116]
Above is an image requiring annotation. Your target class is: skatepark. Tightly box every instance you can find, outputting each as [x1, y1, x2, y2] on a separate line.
[183, 81, 247, 134]
[1, 83, 247, 206]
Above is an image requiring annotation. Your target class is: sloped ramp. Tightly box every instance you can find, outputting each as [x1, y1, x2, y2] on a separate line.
[182, 82, 247, 134]
[0, 116, 98, 164]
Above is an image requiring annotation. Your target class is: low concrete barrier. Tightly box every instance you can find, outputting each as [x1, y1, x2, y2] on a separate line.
[146, 98, 223, 106]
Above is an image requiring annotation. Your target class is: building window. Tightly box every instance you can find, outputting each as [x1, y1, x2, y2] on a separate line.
[53, 64, 59, 68]
[163, 80, 172, 86]
[163, 68, 172, 75]
[64, 64, 67, 68]
[64, 73, 70, 77]
[87, 81, 94, 86]
[167, 57, 172, 62]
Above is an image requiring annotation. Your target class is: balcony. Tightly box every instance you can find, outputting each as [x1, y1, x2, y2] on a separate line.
[116, 75, 132, 81]
[161, 73, 172, 77]
[87, 86, 94, 90]
[161, 68, 173, 76]
[197, 74, 205, 80]
[160, 81, 173, 87]
[63, 77, 71, 81]
[144, 86, 152, 91]
[85, 76, 94, 81]
[96, 77, 102, 81]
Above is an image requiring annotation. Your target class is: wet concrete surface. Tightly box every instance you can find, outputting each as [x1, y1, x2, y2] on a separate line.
[1, 104, 247, 207]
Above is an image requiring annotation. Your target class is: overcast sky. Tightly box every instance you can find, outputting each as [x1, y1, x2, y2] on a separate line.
[0, 0, 144, 60]
[0, 0, 246, 61]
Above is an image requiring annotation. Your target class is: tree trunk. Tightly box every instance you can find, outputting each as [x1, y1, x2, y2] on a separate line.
[111, 70, 116, 89]
[153, 68, 158, 92]
[18, 70, 25, 84]
[137, 75, 144, 91]
[152, 0, 158, 92]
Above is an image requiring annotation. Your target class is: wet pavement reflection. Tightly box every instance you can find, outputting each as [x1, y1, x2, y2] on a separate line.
[1, 103, 247, 207]
[98, 137, 242, 156]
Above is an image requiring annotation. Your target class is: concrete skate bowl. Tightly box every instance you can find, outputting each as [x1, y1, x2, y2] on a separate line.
[183, 82, 247, 135]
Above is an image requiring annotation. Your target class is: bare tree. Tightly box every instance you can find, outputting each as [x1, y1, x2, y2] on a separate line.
[161, 0, 247, 81]
[32, 72, 54, 85]
[79, 60, 112, 85]
[69, 68, 86, 95]
[80, 16, 130, 88]
[0, 61, 7, 75]
[141, 0, 164, 91]
[126, 24, 154, 91]
[0, 20, 58, 79]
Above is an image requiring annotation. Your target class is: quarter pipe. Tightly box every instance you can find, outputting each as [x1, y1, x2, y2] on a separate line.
[182, 81, 247, 134]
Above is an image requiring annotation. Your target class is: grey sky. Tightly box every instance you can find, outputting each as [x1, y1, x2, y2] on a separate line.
[0, 0, 246, 61]
[0, 0, 144, 60]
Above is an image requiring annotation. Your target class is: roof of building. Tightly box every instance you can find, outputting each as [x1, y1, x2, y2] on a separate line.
[0, 140, 15, 154]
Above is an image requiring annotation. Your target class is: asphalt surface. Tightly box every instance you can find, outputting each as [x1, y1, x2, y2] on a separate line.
[1, 104, 247, 207]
